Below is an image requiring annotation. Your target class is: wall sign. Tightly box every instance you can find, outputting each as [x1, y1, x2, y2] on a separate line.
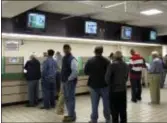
[5, 40, 19, 51]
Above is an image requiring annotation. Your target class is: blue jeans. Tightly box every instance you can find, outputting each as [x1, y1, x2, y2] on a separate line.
[27, 80, 39, 106]
[90, 87, 110, 122]
[63, 80, 77, 119]
[42, 80, 56, 108]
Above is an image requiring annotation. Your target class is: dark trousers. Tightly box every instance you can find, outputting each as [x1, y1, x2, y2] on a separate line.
[130, 78, 142, 101]
[56, 71, 61, 93]
[110, 91, 127, 123]
[27, 80, 39, 106]
[42, 81, 56, 108]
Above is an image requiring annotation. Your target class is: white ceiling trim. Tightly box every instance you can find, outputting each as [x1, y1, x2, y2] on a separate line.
[2, 33, 162, 47]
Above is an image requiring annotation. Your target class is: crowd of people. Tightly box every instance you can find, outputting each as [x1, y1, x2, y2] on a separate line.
[24, 44, 167, 123]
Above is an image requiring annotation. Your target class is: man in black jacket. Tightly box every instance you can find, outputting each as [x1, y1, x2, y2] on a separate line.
[24, 54, 41, 107]
[105, 51, 129, 123]
[84, 46, 111, 123]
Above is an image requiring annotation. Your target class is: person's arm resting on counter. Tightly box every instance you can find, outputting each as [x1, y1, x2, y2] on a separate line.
[68, 59, 78, 81]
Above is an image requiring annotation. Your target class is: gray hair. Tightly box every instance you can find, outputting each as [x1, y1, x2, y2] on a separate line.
[151, 51, 159, 57]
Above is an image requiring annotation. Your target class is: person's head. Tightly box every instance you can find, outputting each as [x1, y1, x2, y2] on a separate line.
[47, 49, 55, 57]
[109, 52, 114, 60]
[151, 51, 159, 59]
[114, 51, 123, 60]
[29, 54, 36, 60]
[130, 49, 135, 56]
[94, 46, 103, 56]
[56, 51, 61, 55]
[43, 52, 48, 57]
[63, 44, 71, 55]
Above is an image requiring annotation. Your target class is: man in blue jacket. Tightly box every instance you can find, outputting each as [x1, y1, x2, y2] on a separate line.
[41, 49, 58, 109]
[61, 44, 78, 122]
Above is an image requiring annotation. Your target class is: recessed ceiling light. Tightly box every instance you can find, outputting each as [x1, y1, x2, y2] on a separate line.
[140, 9, 163, 16]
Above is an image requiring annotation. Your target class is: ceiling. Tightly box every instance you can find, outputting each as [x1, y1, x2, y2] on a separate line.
[2, 1, 167, 35]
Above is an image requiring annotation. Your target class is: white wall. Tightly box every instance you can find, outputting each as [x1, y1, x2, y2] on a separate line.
[2, 40, 162, 63]
[162, 45, 167, 56]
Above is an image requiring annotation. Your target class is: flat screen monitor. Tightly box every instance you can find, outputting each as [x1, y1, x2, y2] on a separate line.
[85, 21, 97, 34]
[121, 26, 132, 40]
[150, 31, 157, 40]
[27, 13, 46, 29]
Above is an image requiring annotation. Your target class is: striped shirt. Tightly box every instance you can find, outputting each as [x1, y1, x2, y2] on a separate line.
[129, 54, 144, 79]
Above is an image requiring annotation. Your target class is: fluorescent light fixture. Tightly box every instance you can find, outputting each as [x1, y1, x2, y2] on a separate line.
[140, 9, 163, 16]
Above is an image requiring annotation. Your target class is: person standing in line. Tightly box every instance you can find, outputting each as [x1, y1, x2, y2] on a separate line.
[61, 44, 78, 122]
[105, 51, 129, 123]
[108, 52, 114, 63]
[55, 51, 63, 93]
[129, 49, 144, 103]
[148, 51, 163, 104]
[162, 54, 167, 88]
[41, 52, 48, 105]
[24, 54, 41, 107]
[163, 55, 167, 86]
[84, 46, 111, 123]
[41, 49, 58, 109]
[55, 51, 65, 115]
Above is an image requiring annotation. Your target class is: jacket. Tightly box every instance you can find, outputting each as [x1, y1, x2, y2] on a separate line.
[149, 58, 163, 74]
[84, 56, 110, 88]
[61, 54, 78, 82]
[24, 58, 41, 81]
[42, 57, 58, 82]
[129, 53, 144, 79]
[105, 59, 129, 92]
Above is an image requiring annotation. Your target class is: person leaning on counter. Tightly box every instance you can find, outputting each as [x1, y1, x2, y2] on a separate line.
[24, 54, 41, 107]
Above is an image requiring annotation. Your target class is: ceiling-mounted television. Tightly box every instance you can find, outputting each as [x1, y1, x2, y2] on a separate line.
[150, 30, 157, 40]
[121, 26, 132, 40]
[85, 21, 97, 34]
[27, 13, 46, 29]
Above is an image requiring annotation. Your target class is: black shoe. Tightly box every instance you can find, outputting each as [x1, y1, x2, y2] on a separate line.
[40, 106, 50, 110]
[131, 99, 137, 103]
[62, 116, 76, 122]
[88, 121, 97, 123]
[25, 104, 35, 107]
[51, 105, 56, 108]
[137, 97, 142, 101]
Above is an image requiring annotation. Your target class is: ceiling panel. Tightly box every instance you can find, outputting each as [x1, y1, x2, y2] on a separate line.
[38, 1, 103, 16]
[2, 1, 46, 18]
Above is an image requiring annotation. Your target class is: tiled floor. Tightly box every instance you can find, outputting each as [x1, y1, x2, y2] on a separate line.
[2, 88, 167, 122]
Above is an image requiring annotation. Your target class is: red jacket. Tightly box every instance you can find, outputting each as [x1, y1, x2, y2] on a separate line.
[129, 54, 144, 79]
